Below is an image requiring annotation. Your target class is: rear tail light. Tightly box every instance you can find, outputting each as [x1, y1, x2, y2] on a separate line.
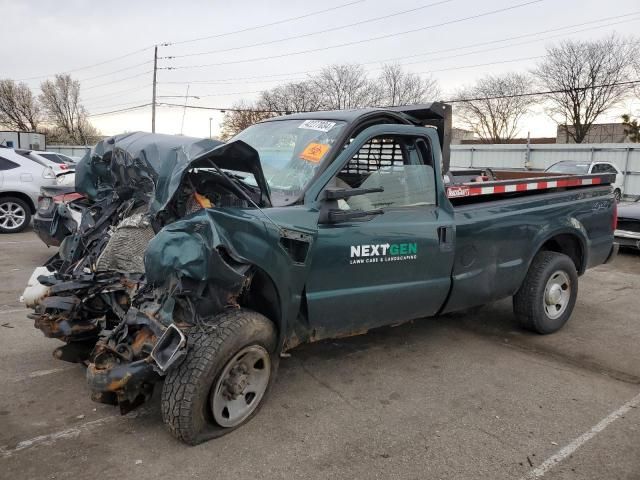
[52, 192, 84, 203]
[612, 200, 618, 231]
[59, 163, 69, 170]
[42, 167, 55, 179]
[37, 196, 52, 210]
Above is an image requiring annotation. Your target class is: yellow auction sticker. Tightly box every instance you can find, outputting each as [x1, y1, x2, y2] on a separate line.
[299, 142, 330, 163]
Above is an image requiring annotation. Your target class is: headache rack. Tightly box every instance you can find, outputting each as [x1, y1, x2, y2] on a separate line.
[446, 171, 616, 200]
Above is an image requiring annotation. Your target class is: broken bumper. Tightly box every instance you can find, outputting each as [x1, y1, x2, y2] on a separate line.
[87, 359, 159, 413]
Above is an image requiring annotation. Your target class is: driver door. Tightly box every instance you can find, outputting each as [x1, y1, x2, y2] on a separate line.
[304, 127, 455, 340]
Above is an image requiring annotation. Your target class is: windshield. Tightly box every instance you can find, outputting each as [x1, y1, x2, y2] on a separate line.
[546, 162, 589, 174]
[233, 119, 346, 206]
[40, 153, 66, 164]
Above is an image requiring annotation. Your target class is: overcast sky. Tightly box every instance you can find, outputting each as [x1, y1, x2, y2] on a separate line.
[2, 0, 639, 139]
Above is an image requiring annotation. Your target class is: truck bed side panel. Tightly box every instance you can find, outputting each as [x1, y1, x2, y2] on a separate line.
[441, 186, 614, 314]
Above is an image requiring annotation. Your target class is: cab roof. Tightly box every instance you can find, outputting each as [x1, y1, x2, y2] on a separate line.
[263, 102, 450, 125]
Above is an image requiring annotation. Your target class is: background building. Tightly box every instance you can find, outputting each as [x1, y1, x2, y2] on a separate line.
[557, 123, 631, 144]
[0, 131, 46, 150]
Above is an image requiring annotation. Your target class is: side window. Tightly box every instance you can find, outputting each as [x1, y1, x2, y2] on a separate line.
[602, 164, 618, 174]
[335, 135, 436, 210]
[591, 164, 604, 173]
[0, 156, 19, 171]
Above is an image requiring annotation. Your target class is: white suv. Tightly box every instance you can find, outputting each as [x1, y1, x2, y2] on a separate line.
[545, 160, 625, 201]
[0, 147, 58, 233]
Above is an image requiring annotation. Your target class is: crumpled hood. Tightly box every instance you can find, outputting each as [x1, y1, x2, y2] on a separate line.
[74, 132, 270, 217]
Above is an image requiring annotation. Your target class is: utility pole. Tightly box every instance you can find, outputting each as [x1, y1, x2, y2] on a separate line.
[180, 85, 189, 135]
[151, 45, 158, 133]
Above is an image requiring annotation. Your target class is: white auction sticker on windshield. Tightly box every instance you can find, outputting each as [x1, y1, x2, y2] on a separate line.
[298, 120, 337, 132]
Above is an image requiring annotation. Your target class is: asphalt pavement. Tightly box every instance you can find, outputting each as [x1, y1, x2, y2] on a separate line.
[1, 227, 638, 480]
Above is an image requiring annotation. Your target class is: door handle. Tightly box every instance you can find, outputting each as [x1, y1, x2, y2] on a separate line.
[438, 226, 454, 251]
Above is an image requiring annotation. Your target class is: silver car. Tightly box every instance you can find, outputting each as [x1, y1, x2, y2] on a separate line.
[0, 147, 58, 233]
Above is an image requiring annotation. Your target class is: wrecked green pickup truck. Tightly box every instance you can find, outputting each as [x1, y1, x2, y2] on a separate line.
[23, 103, 618, 444]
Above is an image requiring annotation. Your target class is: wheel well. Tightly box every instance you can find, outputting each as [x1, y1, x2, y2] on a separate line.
[540, 234, 584, 274]
[241, 268, 281, 337]
[0, 191, 36, 213]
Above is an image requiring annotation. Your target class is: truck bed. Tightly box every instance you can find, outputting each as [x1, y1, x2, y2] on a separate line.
[441, 183, 615, 314]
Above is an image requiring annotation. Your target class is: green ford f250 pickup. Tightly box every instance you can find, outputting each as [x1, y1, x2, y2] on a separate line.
[23, 103, 618, 444]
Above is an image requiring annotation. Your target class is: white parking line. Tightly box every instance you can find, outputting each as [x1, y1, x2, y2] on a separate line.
[28, 367, 73, 379]
[520, 391, 640, 479]
[0, 308, 27, 316]
[0, 240, 44, 245]
[0, 410, 148, 458]
[0, 416, 116, 459]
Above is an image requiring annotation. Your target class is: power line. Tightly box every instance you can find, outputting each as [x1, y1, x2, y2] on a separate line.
[163, 0, 543, 70]
[158, 103, 288, 114]
[153, 37, 637, 101]
[154, 79, 640, 115]
[16, 45, 154, 82]
[13, 2, 367, 83]
[87, 78, 640, 118]
[160, 10, 639, 83]
[78, 60, 153, 83]
[164, 0, 452, 59]
[444, 79, 640, 103]
[82, 70, 153, 91]
[165, 0, 367, 46]
[87, 103, 152, 117]
[86, 98, 151, 111]
[371, 16, 640, 70]
[82, 84, 152, 104]
[158, 56, 543, 100]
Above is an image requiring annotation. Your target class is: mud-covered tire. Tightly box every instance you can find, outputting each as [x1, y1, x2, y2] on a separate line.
[513, 251, 578, 334]
[161, 309, 278, 445]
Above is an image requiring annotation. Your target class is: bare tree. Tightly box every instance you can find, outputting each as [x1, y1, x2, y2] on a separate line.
[453, 72, 535, 143]
[0, 79, 41, 131]
[39, 74, 99, 144]
[622, 114, 639, 142]
[313, 64, 382, 110]
[533, 35, 637, 143]
[379, 64, 440, 106]
[259, 81, 324, 113]
[219, 101, 275, 140]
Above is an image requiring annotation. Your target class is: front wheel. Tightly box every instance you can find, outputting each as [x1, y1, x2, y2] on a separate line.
[161, 309, 278, 445]
[0, 197, 31, 233]
[513, 251, 578, 334]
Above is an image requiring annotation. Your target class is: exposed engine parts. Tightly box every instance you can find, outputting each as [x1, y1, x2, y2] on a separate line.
[22, 132, 265, 414]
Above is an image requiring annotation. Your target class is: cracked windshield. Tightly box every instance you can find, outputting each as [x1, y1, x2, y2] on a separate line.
[233, 119, 346, 205]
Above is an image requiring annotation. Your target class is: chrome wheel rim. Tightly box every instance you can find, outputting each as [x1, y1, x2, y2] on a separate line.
[211, 345, 271, 428]
[0, 202, 26, 230]
[544, 270, 571, 320]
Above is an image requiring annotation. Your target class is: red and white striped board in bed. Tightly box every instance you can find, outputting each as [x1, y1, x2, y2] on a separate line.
[446, 174, 610, 199]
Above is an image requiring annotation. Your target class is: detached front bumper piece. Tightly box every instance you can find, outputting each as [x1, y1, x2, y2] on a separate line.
[87, 320, 188, 414]
[87, 359, 159, 414]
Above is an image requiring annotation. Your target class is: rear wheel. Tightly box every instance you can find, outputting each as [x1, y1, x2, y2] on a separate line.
[513, 251, 578, 334]
[161, 309, 278, 445]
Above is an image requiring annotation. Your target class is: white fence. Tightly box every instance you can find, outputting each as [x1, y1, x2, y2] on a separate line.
[451, 143, 640, 198]
[47, 145, 91, 158]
